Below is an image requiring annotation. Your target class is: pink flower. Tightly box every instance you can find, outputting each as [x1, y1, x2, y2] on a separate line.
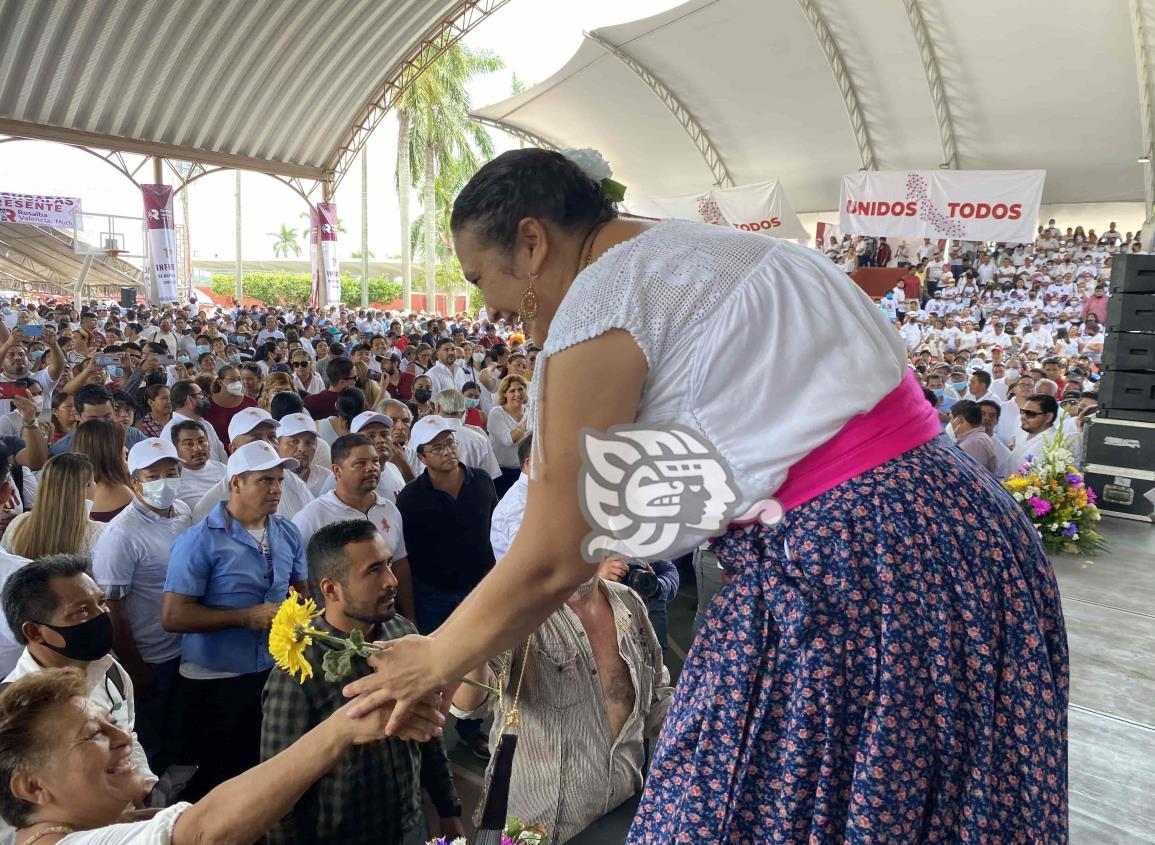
[1027, 496, 1052, 517]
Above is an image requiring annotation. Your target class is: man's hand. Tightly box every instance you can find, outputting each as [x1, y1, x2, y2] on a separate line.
[11, 393, 38, 425]
[331, 689, 445, 745]
[439, 817, 465, 839]
[341, 634, 452, 738]
[598, 556, 629, 583]
[246, 603, 280, 631]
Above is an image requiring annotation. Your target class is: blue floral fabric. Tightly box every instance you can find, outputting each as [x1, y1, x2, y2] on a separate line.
[630, 443, 1068, 843]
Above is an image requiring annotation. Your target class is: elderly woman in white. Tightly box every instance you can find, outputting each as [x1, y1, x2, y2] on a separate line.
[0, 668, 442, 845]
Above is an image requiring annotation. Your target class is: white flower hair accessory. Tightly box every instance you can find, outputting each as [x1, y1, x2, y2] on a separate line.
[560, 147, 627, 203]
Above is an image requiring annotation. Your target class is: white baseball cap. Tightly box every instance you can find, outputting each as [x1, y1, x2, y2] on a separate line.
[277, 413, 317, 438]
[127, 437, 181, 475]
[350, 411, 393, 434]
[408, 415, 455, 452]
[226, 441, 298, 479]
[228, 407, 280, 443]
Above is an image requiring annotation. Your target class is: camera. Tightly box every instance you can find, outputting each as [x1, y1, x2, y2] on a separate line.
[623, 559, 659, 599]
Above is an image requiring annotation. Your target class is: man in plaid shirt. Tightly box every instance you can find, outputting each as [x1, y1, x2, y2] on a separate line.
[260, 519, 463, 844]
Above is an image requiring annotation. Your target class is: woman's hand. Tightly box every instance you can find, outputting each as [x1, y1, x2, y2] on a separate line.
[341, 634, 452, 738]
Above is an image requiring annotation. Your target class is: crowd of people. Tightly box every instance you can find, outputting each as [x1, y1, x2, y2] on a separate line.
[826, 218, 1135, 480]
[0, 293, 679, 844]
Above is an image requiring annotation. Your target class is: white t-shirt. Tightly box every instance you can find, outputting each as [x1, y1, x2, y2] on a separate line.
[176, 460, 227, 513]
[191, 469, 314, 523]
[319, 461, 405, 503]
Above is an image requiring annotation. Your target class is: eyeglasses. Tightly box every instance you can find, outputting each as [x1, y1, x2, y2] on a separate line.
[424, 437, 457, 455]
[1019, 409, 1045, 418]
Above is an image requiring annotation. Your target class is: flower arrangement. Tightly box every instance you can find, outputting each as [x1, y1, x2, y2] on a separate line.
[268, 591, 498, 693]
[423, 818, 546, 845]
[1002, 428, 1105, 555]
[560, 147, 628, 202]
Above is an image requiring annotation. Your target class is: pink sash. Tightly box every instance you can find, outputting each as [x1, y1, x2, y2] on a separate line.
[751, 370, 940, 517]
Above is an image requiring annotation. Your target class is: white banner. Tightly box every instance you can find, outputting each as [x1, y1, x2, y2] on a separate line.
[141, 185, 178, 303]
[630, 180, 808, 241]
[317, 202, 341, 305]
[839, 169, 1045, 243]
[0, 192, 81, 228]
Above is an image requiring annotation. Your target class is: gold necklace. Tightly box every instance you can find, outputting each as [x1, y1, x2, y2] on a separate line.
[579, 222, 610, 274]
[23, 825, 74, 845]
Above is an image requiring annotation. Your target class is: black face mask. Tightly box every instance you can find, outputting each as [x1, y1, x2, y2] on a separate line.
[37, 611, 113, 662]
[414, 388, 432, 404]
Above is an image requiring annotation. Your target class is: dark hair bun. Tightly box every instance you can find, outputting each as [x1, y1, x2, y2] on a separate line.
[451, 148, 618, 252]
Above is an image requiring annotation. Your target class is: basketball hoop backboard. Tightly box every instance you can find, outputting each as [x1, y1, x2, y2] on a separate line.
[72, 211, 145, 263]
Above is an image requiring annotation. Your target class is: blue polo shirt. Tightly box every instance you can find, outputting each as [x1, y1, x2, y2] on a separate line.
[164, 501, 307, 675]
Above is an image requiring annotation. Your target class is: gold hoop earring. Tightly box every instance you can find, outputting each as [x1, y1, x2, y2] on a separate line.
[520, 274, 539, 321]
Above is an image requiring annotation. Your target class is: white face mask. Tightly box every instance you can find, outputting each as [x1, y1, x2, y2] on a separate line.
[30, 395, 44, 413]
[140, 477, 181, 509]
[472, 352, 485, 366]
[225, 381, 245, 396]
[1005, 368, 1020, 381]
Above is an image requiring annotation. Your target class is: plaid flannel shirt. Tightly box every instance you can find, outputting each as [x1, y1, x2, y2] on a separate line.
[260, 615, 460, 845]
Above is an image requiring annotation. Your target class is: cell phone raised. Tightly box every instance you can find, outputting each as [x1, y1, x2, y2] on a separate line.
[94, 354, 120, 368]
[19, 325, 44, 337]
[0, 383, 28, 400]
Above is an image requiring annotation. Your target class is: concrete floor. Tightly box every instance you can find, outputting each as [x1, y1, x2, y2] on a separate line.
[441, 517, 1155, 844]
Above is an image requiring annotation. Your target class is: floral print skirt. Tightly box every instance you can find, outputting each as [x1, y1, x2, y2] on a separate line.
[630, 443, 1068, 844]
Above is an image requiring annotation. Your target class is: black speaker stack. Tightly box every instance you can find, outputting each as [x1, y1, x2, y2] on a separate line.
[120, 288, 137, 309]
[1084, 254, 1155, 521]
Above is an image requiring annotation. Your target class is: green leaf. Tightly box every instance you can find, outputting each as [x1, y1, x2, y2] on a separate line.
[601, 178, 627, 203]
[321, 648, 354, 683]
[348, 629, 366, 652]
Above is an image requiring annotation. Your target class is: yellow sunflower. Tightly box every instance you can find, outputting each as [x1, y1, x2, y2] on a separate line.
[269, 590, 323, 684]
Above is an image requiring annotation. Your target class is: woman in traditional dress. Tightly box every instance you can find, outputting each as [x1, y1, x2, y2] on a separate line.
[346, 148, 1068, 843]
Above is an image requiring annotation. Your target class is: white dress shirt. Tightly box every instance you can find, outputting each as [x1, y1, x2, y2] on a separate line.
[490, 472, 529, 561]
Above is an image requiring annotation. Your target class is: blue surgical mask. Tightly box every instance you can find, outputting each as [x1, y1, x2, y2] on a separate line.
[30, 349, 44, 362]
[465, 397, 480, 409]
[196, 345, 210, 355]
[950, 381, 966, 392]
[932, 388, 944, 398]
[177, 354, 191, 364]
[107, 365, 124, 378]
[228, 353, 241, 364]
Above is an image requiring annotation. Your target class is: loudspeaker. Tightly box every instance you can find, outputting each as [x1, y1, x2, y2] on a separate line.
[120, 288, 137, 308]
[1104, 331, 1155, 371]
[1098, 369, 1155, 411]
[1110, 253, 1155, 294]
[1106, 293, 1155, 334]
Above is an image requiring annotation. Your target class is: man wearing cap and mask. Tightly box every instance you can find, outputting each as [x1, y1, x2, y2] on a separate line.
[277, 412, 332, 497]
[395, 416, 498, 760]
[293, 433, 414, 620]
[163, 440, 309, 799]
[93, 437, 193, 774]
[190, 407, 315, 522]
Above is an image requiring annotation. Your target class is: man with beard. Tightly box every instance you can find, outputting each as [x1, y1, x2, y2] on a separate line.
[0, 325, 65, 418]
[260, 519, 462, 845]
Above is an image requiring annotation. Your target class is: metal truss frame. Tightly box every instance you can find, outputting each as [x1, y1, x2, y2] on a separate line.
[903, 0, 958, 169]
[1129, 0, 1155, 219]
[468, 116, 559, 151]
[795, 0, 877, 171]
[325, 0, 512, 193]
[583, 30, 733, 188]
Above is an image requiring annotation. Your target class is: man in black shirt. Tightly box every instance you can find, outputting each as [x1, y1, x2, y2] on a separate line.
[396, 415, 497, 759]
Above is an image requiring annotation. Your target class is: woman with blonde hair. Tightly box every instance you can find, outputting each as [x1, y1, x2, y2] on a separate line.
[72, 418, 134, 522]
[353, 360, 380, 408]
[259, 371, 298, 411]
[487, 373, 529, 497]
[1, 453, 105, 557]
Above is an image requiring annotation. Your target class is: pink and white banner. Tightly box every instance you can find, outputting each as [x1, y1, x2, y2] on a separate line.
[0, 192, 80, 228]
[839, 170, 1045, 243]
[308, 206, 320, 309]
[317, 202, 341, 305]
[141, 185, 178, 303]
[631, 180, 808, 241]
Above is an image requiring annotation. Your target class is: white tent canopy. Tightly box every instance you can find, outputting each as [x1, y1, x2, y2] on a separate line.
[473, 0, 1155, 215]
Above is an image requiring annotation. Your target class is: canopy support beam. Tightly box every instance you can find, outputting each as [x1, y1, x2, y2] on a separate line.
[903, 0, 958, 169]
[326, 0, 512, 192]
[468, 116, 559, 151]
[795, 0, 877, 171]
[1129, 0, 1155, 220]
[583, 30, 733, 188]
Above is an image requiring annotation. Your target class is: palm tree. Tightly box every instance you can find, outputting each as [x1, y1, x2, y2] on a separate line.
[269, 224, 301, 258]
[397, 43, 503, 313]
